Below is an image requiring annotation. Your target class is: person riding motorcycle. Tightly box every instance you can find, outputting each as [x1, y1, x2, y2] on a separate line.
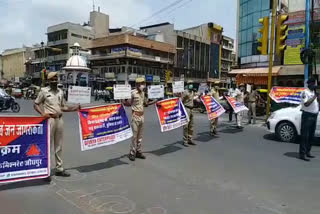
[0, 85, 10, 108]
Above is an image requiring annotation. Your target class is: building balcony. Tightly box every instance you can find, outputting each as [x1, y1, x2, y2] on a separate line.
[47, 39, 68, 47]
[89, 52, 173, 64]
[222, 45, 234, 51]
[221, 57, 233, 62]
[47, 54, 69, 62]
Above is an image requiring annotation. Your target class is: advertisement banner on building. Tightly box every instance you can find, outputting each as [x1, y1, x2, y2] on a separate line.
[226, 96, 248, 113]
[284, 24, 305, 65]
[113, 85, 132, 100]
[68, 86, 91, 104]
[148, 85, 164, 99]
[78, 104, 132, 151]
[0, 117, 50, 184]
[200, 95, 226, 120]
[155, 98, 189, 132]
[269, 87, 304, 104]
[172, 81, 185, 93]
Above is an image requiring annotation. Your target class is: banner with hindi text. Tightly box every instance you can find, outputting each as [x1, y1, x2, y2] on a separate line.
[155, 98, 189, 132]
[0, 117, 50, 183]
[269, 87, 304, 104]
[79, 104, 132, 151]
[200, 95, 225, 120]
[226, 96, 248, 114]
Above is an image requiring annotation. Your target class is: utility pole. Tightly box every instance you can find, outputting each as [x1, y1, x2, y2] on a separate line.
[266, 0, 277, 117]
[305, 0, 311, 85]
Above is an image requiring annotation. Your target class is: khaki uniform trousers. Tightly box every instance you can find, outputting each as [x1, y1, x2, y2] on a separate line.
[183, 108, 194, 144]
[210, 118, 218, 133]
[248, 102, 256, 124]
[49, 117, 64, 172]
[130, 115, 144, 155]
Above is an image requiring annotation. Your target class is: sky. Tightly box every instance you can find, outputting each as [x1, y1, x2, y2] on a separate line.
[0, 0, 237, 52]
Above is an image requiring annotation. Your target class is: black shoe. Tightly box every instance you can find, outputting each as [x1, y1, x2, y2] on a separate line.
[306, 154, 315, 158]
[128, 153, 136, 161]
[299, 156, 310, 162]
[183, 143, 189, 147]
[236, 126, 242, 129]
[44, 176, 52, 183]
[136, 152, 146, 159]
[188, 141, 197, 145]
[248, 121, 252, 124]
[55, 170, 71, 177]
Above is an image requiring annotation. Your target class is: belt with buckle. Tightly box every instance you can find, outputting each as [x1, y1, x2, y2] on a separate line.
[132, 111, 144, 116]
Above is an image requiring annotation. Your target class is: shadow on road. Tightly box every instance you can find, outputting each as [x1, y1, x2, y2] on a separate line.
[194, 132, 218, 142]
[146, 141, 184, 156]
[263, 133, 279, 142]
[219, 127, 243, 134]
[0, 179, 49, 191]
[70, 155, 128, 173]
[284, 152, 300, 160]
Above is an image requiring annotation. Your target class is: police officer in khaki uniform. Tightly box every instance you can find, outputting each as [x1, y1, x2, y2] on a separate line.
[208, 82, 220, 136]
[123, 77, 157, 161]
[34, 72, 79, 180]
[182, 81, 197, 147]
[247, 85, 259, 124]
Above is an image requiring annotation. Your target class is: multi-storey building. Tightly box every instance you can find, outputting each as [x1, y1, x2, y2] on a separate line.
[140, 22, 223, 83]
[221, 35, 235, 87]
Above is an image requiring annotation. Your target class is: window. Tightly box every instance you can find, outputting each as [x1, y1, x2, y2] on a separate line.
[71, 33, 82, 38]
[247, 0, 254, 14]
[247, 42, 252, 56]
[261, 0, 270, 10]
[247, 28, 253, 42]
[253, 11, 261, 27]
[253, 0, 262, 12]
[247, 14, 253, 28]
[242, 3, 248, 16]
[241, 30, 247, 43]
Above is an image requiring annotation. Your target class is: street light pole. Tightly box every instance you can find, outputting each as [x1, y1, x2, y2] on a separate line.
[266, 0, 277, 117]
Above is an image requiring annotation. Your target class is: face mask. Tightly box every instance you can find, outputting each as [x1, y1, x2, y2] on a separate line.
[139, 85, 145, 91]
[188, 84, 193, 90]
[50, 81, 58, 90]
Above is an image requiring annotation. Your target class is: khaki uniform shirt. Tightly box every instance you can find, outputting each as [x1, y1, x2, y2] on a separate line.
[209, 89, 220, 101]
[131, 89, 147, 112]
[248, 90, 258, 102]
[182, 90, 195, 108]
[35, 87, 65, 115]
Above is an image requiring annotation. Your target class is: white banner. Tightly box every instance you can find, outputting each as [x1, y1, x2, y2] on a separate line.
[114, 85, 132, 100]
[148, 85, 164, 99]
[68, 86, 91, 104]
[172, 81, 185, 93]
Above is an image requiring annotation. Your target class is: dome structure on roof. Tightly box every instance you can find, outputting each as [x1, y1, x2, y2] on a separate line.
[62, 54, 90, 71]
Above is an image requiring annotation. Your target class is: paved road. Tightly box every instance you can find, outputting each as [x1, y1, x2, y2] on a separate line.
[0, 99, 319, 214]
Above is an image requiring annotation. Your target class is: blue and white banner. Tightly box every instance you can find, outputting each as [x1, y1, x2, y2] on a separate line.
[79, 104, 133, 151]
[0, 117, 50, 183]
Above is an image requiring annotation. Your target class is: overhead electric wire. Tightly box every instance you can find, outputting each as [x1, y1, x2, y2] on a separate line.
[129, 0, 187, 28]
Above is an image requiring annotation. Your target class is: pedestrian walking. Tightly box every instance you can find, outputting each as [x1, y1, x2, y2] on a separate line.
[299, 78, 319, 161]
[208, 83, 220, 136]
[123, 77, 157, 161]
[34, 72, 80, 181]
[227, 85, 237, 122]
[182, 81, 197, 147]
[247, 86, 259, 124]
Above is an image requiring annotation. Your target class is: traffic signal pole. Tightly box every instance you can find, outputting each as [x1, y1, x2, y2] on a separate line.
[266, 0, 277, 117]
[305, 0, 311, 85]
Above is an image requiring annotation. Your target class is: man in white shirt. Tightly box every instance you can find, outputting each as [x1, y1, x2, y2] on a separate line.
[300, 78, 319, 161]
[227, 85, 239, 122]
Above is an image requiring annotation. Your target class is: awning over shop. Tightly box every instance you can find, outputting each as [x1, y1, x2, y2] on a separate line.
[229, 66, 282, 76]
[278, 65, 304, 76]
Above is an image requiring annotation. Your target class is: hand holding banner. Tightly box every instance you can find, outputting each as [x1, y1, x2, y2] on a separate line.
[226, 96, 248, 113]
[155, 98, 189, 132]
[200, 95, 225, 120]
[79, 104, 132, 151]
[269, 87, 304, 104]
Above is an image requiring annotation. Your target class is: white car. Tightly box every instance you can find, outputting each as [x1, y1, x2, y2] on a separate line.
[267, 106, 320, 142]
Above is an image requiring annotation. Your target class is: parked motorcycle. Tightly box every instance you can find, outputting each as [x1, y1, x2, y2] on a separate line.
[0, 96, 21, 113]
